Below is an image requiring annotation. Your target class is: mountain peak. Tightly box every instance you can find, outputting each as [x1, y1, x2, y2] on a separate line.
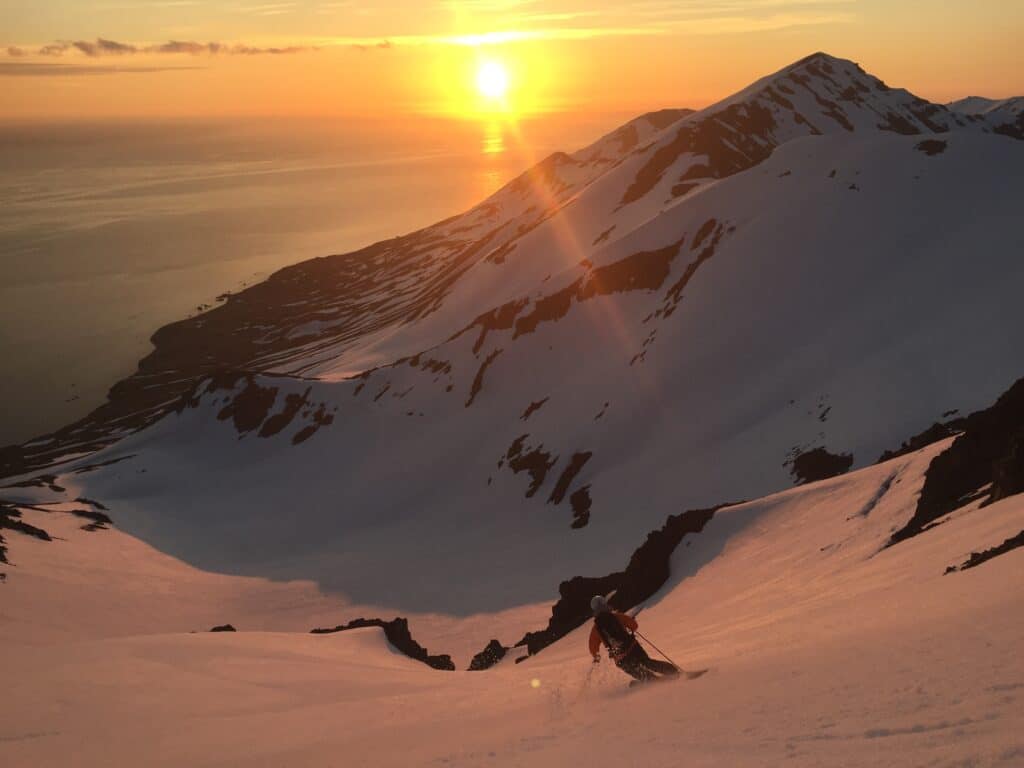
[616, 52, 976, 206]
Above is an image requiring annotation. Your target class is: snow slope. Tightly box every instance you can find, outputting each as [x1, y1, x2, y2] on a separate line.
[3, 439, 1023, 767]
[1, 53, 1023, 618]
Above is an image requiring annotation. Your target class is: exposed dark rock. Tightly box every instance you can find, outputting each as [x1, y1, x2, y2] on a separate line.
[577, 236, 688, 296]
[1, 474, 64, 493]
[259, 388, 311, 437]
[486, 241, 516, 265]
[945, 529, 1024, 574]
[520, 397, 549, 421]
[670, 182, 699, 198]
[621, 100, 777, 205]
[548, 452, 593, 505]
[291, 404, 334, 445]
[890, 378, 1024, 546]
[68, 507, 113, 531]
[68, 508, 113, 526]
[210, 624, 236, 632]
[522, 237, 690, 337]
[416, 357, 453, 376]
[466, 349, 502, 407]
[0, 502, 53, 563]
[569, 486, 592, 529]
[584, 109, 692, 165]
[654, 220, 727, 320]
[592, 226, 616, 245]
[310, 617, 455, 671]
[692, 218, 717, 250]
[878, 112, 919, 135]
[916, 139, 948, 156]
[468, 639, 508, 671]
[75, 496, 109, 511]
[504, 435, 556, 498]
[992, 114, 1024, 140]
[877, 418, 966, 463]
[514, 503, 729, 657]
[459, 299, 529, 355]
[786, 447, 853, 485]
[216, 377, 279, 434]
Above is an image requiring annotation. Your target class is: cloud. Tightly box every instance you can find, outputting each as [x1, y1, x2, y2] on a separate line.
[351, 40, 393, 52]
[231, 45, 306, 54]
[39, 42, 73, 56]
[152, 40, 213, 55]
[0, 61, 202, 76]
[22, 38, 314, 58]
[12, 1, 856, 62]
[74, 38, 139, 57]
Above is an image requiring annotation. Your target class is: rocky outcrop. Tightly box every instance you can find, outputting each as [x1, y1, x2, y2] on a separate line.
[944, 529, 1024, 574]
[467, 639, 508, 671]
[311, 617, 455, 671]
[0, 502, 52, 564]
[877, 417, 966, 463]
[890, 377, 1024, 546]
[786, 447, 853, 484]
[210, 624, 236, 632]
[69, 508, 113, 531]
[513, 503, 729, 658]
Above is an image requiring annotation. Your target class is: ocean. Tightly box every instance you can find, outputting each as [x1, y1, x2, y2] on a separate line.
[0, 112, 630, 448]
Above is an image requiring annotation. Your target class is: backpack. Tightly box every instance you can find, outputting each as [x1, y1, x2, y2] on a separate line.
[594, 611, 635, 656]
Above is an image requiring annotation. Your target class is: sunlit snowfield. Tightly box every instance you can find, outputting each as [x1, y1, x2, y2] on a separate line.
[0, 114, 624, 447]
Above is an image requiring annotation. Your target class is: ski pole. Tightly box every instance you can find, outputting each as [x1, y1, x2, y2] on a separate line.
[634, 630, 680, 670]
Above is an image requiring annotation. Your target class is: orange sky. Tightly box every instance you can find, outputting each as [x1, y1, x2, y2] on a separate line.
[2, 1, 1023, 120]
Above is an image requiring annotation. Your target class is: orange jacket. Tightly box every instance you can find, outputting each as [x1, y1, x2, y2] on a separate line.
[589, 611, 638, 657]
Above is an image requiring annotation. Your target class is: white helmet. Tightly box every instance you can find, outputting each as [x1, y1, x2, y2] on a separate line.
[590, 595, 610, 614]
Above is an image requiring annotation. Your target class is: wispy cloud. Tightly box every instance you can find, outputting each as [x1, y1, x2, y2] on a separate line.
[9, 0, 856, 63]
[0, 61, 202, 76]
[351, 40, 394, 52]
[74, 38, 138, 56]
[24, 38, 314, 58]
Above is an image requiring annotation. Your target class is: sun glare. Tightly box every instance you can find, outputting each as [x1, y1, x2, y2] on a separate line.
[476, 61, 509, 100]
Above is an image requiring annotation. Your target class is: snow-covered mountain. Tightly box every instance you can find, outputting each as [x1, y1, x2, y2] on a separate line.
[948, 95, 1024, 138]
[1, 52, 1023, 618]
[3, 51, 1024, 767]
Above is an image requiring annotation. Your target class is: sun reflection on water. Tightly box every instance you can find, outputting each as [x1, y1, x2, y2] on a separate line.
[482, 121, 505, 155]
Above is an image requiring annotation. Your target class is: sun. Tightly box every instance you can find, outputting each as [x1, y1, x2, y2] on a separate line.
[476, 61, 509, 100]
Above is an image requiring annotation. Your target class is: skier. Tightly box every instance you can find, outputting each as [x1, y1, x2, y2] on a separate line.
[588, 595, 680, 683]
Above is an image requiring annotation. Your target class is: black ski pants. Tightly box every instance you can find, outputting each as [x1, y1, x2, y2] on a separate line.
[616, 643, 680, 681]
